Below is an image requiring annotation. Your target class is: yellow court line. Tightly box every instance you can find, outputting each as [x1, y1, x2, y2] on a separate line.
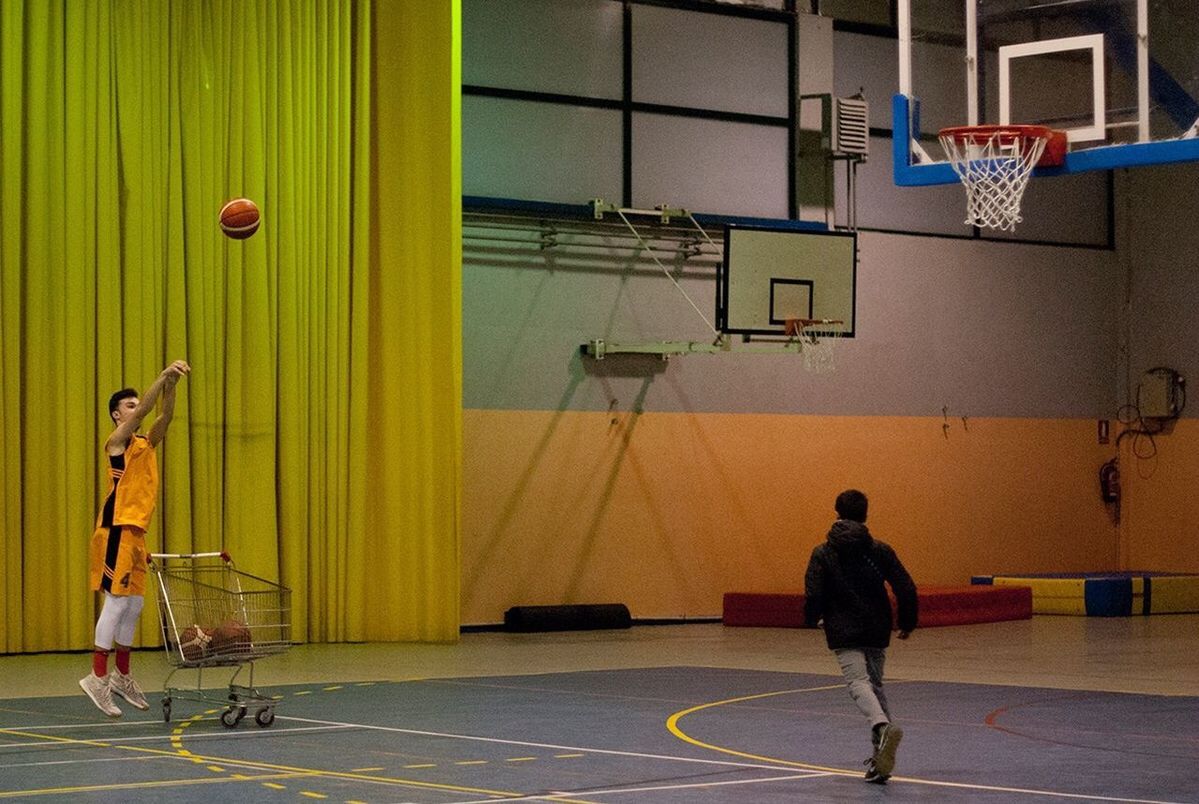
[665, 687, 1190, 804]
[0, 771, 309, 799]
[665, 684, 862, 777]
[0, 727, 519, 798]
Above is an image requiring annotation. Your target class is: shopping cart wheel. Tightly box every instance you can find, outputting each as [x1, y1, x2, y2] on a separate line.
[162, 698, 172, 723]
[254, 707, 275, 727]
[220, 706, 246, 728]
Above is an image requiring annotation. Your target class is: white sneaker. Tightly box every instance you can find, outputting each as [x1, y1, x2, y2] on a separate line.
[108, 671, 149, 711]
[79, 673, 122, 717]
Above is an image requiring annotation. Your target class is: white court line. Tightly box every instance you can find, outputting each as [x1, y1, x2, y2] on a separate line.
[278, 716, 813, 773]
[0, 754, 168, 770]
[884, 778, 1187, 804]
[441, 773, 831, 804]
[281, 716, 1191, 804]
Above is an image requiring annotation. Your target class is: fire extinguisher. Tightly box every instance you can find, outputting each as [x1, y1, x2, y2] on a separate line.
[1099, 458, 1120, 504]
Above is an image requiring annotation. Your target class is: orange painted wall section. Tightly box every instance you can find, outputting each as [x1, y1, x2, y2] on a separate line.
[462, 410, 1118, 624]
[1121, 420, 1199, 573]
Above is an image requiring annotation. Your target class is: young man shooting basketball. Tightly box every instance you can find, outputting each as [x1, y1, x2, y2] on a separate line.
[79, 360, 190, 717]
[804, 489, 918, 784]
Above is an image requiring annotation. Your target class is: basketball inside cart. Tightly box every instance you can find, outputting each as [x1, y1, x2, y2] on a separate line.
[150, 552, 292, 727]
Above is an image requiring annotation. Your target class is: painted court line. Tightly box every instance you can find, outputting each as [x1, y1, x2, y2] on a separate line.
[443, 773, 831, 804]
[0, 755, 169, 770]
[0, 726, 526, 799]
[278, 715, 818, 773]
[0, 723, 354, 750]
[666, 687, 1190, 804]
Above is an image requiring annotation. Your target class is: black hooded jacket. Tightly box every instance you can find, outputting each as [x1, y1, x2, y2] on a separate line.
[803, 520, 918, 650]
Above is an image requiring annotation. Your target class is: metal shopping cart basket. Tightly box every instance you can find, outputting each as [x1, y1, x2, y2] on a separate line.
[150, 552, 291, 728]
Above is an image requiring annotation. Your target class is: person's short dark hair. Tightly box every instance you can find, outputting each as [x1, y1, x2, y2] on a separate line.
[108, 388, 139, 419]
[835, 489, 868, 522]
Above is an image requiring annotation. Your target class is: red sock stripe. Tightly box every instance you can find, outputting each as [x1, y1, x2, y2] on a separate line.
[92, 649, 109, 677]
[115, 648, 130, 675]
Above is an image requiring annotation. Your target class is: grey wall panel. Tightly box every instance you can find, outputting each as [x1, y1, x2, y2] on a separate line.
[631, 114, 789, 218]
[987, 171, 1110, 246]
[833, 31, 897, 118]
[845, 136, 970, 235]
[463, 0, 623, 99]
[463, 97, 622, 204]
[631, 4, 789, 117]
[463, 227, 1117, 418]
[1119, 163, 1199, 417]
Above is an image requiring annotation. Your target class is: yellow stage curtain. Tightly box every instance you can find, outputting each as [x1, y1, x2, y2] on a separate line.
[0, 0, 461, 651]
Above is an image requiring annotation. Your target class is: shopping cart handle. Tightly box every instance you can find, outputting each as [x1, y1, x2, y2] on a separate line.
[150, 551, 233, 563]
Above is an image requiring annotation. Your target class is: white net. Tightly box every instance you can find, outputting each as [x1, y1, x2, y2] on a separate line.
[787, 319, 844, 374]
[938, 126, 1051, 232]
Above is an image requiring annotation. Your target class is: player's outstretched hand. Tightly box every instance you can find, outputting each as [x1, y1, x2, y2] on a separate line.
[162, 360, 191, 383]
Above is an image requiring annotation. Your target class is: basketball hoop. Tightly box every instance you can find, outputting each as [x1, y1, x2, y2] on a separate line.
[938, 125, 1064, 232]
[784, 318, 844, 374]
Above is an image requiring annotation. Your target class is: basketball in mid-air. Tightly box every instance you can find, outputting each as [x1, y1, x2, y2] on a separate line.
[219, 198, 261, 239]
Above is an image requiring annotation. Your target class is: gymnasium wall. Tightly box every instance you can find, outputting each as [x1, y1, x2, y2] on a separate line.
[1115, 164, 1199, 573]
[461, 229, 1119, 623]
[459, 2, 1127, 624]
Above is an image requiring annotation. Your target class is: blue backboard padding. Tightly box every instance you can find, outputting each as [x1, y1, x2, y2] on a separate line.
[1083, 577, 1133, 616]
[892, 94, 1199, 187]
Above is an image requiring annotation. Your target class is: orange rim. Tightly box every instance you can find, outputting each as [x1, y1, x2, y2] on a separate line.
[939, 124, 1053, 146]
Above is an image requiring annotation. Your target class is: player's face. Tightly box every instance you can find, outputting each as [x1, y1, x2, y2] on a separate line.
[112, 396, 140, 426]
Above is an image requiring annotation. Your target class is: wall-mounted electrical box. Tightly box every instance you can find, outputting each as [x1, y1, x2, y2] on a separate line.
[1138, 368, 1186, 419]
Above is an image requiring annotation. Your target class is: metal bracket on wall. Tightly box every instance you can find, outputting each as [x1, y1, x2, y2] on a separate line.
[582, 337, 807, 361]
[581, 198, 817, 361]
[590, 199, 690, 224]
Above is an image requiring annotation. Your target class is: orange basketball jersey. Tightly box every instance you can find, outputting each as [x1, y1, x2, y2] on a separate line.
[96, 434, 159, 531]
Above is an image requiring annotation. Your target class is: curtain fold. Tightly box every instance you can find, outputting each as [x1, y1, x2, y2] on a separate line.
[0, 0, 461, 651]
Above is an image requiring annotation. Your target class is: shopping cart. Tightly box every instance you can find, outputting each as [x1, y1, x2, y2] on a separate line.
[150, 552, 291, 727]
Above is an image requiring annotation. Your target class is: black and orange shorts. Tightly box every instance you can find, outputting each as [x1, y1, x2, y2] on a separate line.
[89, 525, 148, 596]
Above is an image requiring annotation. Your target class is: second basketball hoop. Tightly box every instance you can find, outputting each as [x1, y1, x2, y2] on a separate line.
[784, 318, 844, 374]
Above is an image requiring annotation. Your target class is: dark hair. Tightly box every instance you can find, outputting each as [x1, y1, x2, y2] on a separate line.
[835, 489, 868, 522]
[108, 388, 139, 418]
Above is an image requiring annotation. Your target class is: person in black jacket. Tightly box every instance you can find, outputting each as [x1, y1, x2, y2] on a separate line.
[804, 489, 918, 784]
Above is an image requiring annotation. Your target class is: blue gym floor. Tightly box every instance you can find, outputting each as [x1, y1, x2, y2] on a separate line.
[1, 665, 1194, 802]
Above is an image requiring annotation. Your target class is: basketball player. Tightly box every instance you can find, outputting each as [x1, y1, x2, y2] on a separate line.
[79, 360, 190, 717]
[804, 489, 918, 784]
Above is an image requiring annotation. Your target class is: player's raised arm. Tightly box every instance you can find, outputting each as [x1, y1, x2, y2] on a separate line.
[147, 365, 186, 447]
[105, 361, 190, 454]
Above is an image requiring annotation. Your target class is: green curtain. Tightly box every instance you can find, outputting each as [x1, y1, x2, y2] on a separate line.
[0, 0, 462, 651]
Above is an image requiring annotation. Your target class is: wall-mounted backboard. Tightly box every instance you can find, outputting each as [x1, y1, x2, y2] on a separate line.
[718, 224, 856, 336]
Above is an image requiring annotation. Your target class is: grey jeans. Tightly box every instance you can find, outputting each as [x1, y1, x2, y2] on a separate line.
[834, 647, 892, 729]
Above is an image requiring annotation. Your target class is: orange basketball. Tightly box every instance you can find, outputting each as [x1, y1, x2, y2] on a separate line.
[219, 198, 261, 239]
[210, 619, 253, 656]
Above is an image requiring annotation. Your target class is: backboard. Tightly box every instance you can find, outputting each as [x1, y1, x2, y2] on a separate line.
[718, 224, 856, 337]
[894, 0, 1199, 186]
